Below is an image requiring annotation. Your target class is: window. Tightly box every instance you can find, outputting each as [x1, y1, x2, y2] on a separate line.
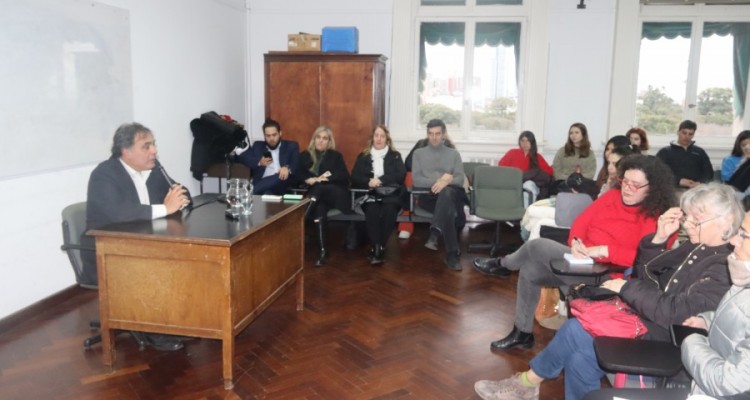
[636, 21, 750, 137]
[410, 1, 526, 141]
[418, 22, 520, 134]
[610, 2, 750, 143]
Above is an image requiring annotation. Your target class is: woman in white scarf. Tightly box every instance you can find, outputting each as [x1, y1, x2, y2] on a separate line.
[350, 125, 406, 264]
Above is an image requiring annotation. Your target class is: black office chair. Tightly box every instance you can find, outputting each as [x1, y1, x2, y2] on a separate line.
[61, 202, 146, 350]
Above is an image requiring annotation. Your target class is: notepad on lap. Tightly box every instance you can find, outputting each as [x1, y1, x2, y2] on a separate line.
[564, 253, 594, 265]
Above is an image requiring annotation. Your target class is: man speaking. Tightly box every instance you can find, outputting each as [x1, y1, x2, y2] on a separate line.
[82, 122, 190, 351]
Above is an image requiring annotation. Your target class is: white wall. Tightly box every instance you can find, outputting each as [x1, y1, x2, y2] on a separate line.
[245, 0, 393, 142]
[539, 0, 617, 163]
[0, 0, 246, 319]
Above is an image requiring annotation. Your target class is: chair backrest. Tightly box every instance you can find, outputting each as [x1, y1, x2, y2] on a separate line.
[61, 202, 97, 290]
[463, 161, 488, 187]
[554, 192, 593, 228]
[472, 165, 526, 221]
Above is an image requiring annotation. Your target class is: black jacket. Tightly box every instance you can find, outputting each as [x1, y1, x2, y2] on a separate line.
[81, 157, 174, 286]
[294, 149, 350, 188]
[656, 142, 714, 186]
[350, 150, 406, 204]
[618, 233, 732, 341]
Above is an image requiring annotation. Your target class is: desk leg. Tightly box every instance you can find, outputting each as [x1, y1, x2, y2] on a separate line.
[101, 325, 115, 372]
[223, 336, 235, 390]
[296, 273, 305, 311]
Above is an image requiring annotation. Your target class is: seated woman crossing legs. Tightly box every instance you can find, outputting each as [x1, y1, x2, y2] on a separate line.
[473, 155, 676, 350]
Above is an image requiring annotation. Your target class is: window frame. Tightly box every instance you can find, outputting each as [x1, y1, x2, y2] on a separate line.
[610, 2, 750, 149]
[390, 0, 548, 151]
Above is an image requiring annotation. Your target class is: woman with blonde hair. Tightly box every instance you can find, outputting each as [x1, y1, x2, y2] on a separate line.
[295, 125, 350, 266]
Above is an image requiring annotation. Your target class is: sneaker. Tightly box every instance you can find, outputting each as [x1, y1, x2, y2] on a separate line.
[398, 230, 411, 239]
[474, 373, 539, 400]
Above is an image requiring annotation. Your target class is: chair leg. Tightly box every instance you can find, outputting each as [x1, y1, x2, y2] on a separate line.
[489, 221, 502, 257]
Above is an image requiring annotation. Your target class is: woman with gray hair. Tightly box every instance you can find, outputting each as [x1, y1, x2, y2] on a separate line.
[475, 182, 741, 400]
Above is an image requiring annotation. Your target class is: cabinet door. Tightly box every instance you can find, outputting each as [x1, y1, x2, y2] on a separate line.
[265, 61, 320, 150]
[320, 62, 376, 170]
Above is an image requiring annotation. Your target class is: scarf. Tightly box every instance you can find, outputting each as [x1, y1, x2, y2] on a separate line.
[370, 147, 387, 178]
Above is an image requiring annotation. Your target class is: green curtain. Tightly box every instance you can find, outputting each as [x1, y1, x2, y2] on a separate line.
[642, 22, 749, 117]
[418, 22, 520, 93]
[733, 23, 750, 118]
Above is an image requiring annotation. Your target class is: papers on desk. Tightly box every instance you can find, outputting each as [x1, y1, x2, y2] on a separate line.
[564, 253, 594, 265]
[261, 194, 282, 202]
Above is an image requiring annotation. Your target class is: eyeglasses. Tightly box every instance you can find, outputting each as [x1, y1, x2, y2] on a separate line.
[617, 177, 649, 191]
[680, 214, 720, 228]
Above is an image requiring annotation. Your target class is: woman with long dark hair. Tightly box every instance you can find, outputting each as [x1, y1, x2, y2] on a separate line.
[498, 131, 553, 204]
[594, 135, 630, 190]
[552, 122, 596, 181]
[721, 130, 750, 199]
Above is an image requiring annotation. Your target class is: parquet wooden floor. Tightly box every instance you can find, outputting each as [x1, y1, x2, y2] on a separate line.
[0, 222, 566, 400]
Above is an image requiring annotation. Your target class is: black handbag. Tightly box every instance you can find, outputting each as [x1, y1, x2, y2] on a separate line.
[568, 283, 618, 301]
[373, 184, 401, 198]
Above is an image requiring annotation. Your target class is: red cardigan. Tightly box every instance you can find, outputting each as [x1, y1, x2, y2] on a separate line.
[567, 189, 673, 267]
[498, 148, 553, 176]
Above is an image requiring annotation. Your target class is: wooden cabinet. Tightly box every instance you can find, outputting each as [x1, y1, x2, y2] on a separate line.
[264, 53, 387, 170]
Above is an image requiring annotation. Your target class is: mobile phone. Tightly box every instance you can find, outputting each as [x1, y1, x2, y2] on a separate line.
[262, 150, 272, 159]
[670, 324, 707, 347]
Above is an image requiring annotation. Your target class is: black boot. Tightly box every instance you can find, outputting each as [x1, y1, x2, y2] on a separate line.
[314, 218, 327, 267]
[370, 244, 385, 265]
[490, 326, 534, 351]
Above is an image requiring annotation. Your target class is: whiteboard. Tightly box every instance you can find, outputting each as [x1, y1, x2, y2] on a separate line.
[0, 0, 132, 180]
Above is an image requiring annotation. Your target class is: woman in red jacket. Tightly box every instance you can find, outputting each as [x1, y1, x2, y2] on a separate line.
[473, 155, 676, 350]
[498, 131, 553, 204]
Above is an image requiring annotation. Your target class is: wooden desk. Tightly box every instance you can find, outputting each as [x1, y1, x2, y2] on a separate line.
[89, 194, 308, 389]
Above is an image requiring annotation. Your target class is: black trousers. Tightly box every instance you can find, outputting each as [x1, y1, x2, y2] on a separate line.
[307, 183, 350, 220]
[418, 185, 467, 254]
[362, 201, 401, 247]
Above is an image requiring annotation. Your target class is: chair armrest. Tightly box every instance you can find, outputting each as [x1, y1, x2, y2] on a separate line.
[60, 243, 95, 252]
[593, 336, 682, 377]
[407, 187, 430, 213]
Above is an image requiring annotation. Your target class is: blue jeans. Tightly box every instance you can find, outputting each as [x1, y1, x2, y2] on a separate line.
[529, 319, 605, 400]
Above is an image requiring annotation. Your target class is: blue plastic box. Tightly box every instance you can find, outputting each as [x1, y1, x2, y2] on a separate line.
[321, 27, 359, 53]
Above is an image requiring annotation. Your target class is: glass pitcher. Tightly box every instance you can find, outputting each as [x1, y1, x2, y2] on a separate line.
[226, 178, 250, 218]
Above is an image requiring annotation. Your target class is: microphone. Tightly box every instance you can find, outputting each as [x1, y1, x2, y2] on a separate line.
[154, 159, 193, 209]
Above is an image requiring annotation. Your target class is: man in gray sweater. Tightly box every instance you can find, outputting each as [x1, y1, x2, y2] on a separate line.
[412, 119, 467, 270]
